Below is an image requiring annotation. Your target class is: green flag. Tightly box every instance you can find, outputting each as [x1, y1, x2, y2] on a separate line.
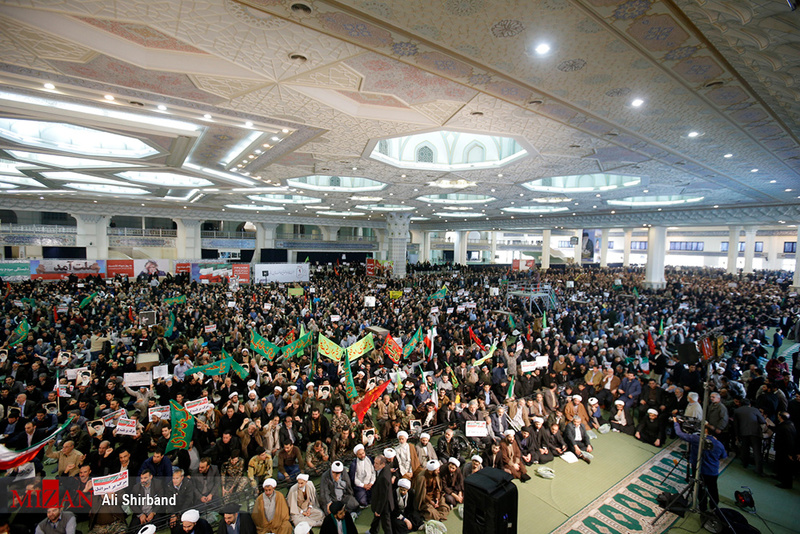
[508, 315, 516, 330]
[251, 329, 281, 361]
[542, 311, 547, 329]
[658, 318, 664, 336]
[346, 333, 375, 362]
[79, 292, 98, 309]
[164, 295, 186, 306]
[472, 341, 497, 367]
[507, 376, 515, 399]
[402, 327, 424, 359]
[342, 344, 358, 400]
[633, 287, 639, 299]
[282, 331, 313, 359]
[305, 256, 310, 263]
[446, 363, 459, 389]
[427, 285, 448, 301]
[165, 311, 175, 338]
[10, 319, 30, 347]
[166, 400, 194, 453]
[310, 351, 317, 379]
[185, 358, 232, 376]
[318, 333, 344, 361]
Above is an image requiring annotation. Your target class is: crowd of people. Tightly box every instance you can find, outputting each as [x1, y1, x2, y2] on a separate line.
[0, 262, 799, 534]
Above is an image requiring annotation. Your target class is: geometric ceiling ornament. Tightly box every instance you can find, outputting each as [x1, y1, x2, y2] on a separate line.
[2, 16, 95, 62]
[288, 62, 363, 91]
[73, 17, 209, 53]
[190, 74, 272, 100]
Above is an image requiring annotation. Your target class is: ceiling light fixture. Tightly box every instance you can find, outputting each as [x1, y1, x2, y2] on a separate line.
[245, 121, 253, 127]
[157, 105, 167, 111]
[631, 98, 644, 107]
[751, 169, 758, 172]
[535, 43, 551, 55]
[724, 153, 732, 158]
[43, 83, 55, 90]
[104, 95, 115, 101]
[687, 131, 699, 138]
[203, 114, 212, 120]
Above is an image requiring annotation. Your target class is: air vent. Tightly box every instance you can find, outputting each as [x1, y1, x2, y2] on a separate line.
[704, 80, 724, 88]
[528, 99, 544, 105]
[291, 3, 312, 14]
[128, 101, 144, 107]
[470, 111, 484, 116]
[569, 144, 581, 148]
[289, 53, 308, 62]
[605, 132, 619, 137]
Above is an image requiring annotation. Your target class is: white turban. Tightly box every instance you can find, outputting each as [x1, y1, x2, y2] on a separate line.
[398, 478, 411, 489]
[471, 455, 483, 464]
[615, 399, 625, 406]
[397, 431, 408, 439]
[181, 510, 200, 523]
[572, 395, 582, 401]
[383, 448, 396, 459]
[589, 397, 598, 405]
[426, 459, 440, 471]
[274, 386, 283, 393]
[353, 444, 365, 454]
[448, 457, 460, 467]
[647, 408, 658, 416]
[263, 478, 277, 488]
[331, 461, 344, 473]
[297, 473, 309, 482]
[504, 429, 515, 437]
[533, 417, 544, 424]
[420, 433, 430, 440]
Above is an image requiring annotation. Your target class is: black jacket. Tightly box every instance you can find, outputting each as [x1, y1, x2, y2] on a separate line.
[216, 512, 257, 534]
[320, 512, 358, 534]
[371, 465, 394, 514]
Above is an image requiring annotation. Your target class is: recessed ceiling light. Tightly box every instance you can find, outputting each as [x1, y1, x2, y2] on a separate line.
[352, 167, 358, 171]
[491, 188, 496, 192]
[786, 188, 793, 192]
[245, 121, 253, 127]
[642, 189, 649, 193]
[43, 83, 55, 90]
[282, 128, 289, 133]
[535, 43, 550, 55]
[104, 95, 115, 101]
[687, 131, 699, 138]
[400, 174, 406, 178]
[271, 136, 280, 141]
[157, 104, 167, 111]
[751, 169, 758, 172]
[723, 153, 732, 158]
[611, 210, 615, 214]
[203, 114, 212, 120]
[630, 98, 644, 107]
[713, 205, 719, 208]
[593, 205, 597, 208]
[497, 173, 503, 177]
[769, 180, 776, 183]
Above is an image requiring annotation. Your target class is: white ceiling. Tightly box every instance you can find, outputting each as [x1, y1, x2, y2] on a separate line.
[0, 0, 798, 230]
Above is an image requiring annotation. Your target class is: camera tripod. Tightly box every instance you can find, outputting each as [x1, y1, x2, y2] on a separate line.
[659, 441, 691, 485]
[652, 475, 736, 533]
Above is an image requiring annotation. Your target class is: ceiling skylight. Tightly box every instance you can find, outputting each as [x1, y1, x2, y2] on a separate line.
[318, 210, 364, 216]
[0, 175, 45, 187]
[434, 211, 484, 218]
[8, 151, 142, 169]
[247, 194, 322, 204]
[606, 195, 704, 207]
[416, 193, 495, 204]
[0, 159, 27, 175]
[370, 130, 529, 171]
[224, 204, 285, 211]
[0, 119, 159, 158]
[0, 183, 17, 189]
[501, 205, 570, 213]
[117, 171, 213, 188]
[355, 204, 415, 211]
[523, 174, 642, 193]
[287, 175, 386, 192]
[64, 183, 149, 195]
[40, 171, 129, 186]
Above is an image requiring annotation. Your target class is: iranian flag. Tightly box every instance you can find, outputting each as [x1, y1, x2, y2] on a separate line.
[0, 417, 73, 471]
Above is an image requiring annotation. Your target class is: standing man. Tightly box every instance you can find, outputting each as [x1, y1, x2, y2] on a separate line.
[733, 399, 766, 476]
[673, 418, 728, 512]
[773, 412, 797, 489]
[370, 454, 394, 534]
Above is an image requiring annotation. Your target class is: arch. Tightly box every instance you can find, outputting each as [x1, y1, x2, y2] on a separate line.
[416, 144, 434, 163]
[464, 141, 486, 164]
[377, 139, 389, 155]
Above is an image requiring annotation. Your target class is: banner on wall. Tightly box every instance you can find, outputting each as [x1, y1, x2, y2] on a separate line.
[582, 230, 599, 262]
[189, 263, 250, 284]
[0, 262, 30, 281]
[107, 259, 172, 278]
[512, 259, 535, 271]
[253, 263, 310, 284]
[30, 260, 107, 280]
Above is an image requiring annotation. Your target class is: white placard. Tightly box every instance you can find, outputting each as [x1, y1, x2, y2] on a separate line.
[227, 301, 236, 308]
[403, 288, 411, 293]
[465, 420, 488, 437]
[534, 355, 549, 369]
[205, 324, 217, 333]
[490, 287, 499, 296]
[66, 368, 80, 380]
[364, 296, 376, 307]
[566, 281, 574, 288]
[446, 307, 454, 314]
[152, 364, 169, 381]
[254, 263, 310, 284]
[515, 340, 523, 353]
[185, 397, 210, 415]
[91, 470, 129, 495]
[457, 306, 465, 312]
[376, 284, 387, 289]
[115, 417, 137, 436]
[614, 278, 622, 286]
[102, 408, 127, 428]
[264, 303, 272, 310]
[149, 406, 170, 421]
[520, 360, 537, 373]
[123, 371, 152, 388]
[330, 314, 341, 322]
[431, 306, 439, 313]
[465, 302, 477, 309]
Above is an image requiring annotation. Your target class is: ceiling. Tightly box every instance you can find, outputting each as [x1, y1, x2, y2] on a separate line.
[0, 0, 798, 231]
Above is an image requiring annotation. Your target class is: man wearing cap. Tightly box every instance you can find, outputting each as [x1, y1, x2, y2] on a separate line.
[500, 430, 530, 482]
[320, 460, 360, 516]
[635, 409, 665, 447]
[253, 478, 292, 534]
[414, 459, 451, 521]
[349, 443, 375, 507]
[369, 454, 394, 534]
[319, 501, 357, 534]
[287, 474, 325, 527]
[564, 395, 591, 432]
[391, 478, 423, 534]
[173, 509, 213, 534]
[218, 503, 257, 534]
[441, 458, 464, 507]
[415, 433, 437, 467]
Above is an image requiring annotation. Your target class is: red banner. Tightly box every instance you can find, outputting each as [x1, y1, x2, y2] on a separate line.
[175, 263, 191, 274]
[106, 260, 134, 277]
[353, 380, 391, 423]
[366, 258, 376, 277]
[232, 263, 251, 284]
[384, 334, 402, 363]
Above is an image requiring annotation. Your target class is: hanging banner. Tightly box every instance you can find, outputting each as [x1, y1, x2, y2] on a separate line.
[582, 229, 599, 263]
[366, 259, 393, 277]
[389, 291, 403, 300]
[281, 332, 313, 359]
[185, 358, 231, 376]
[346, 333, 375, 362]
[254, 263, 310, 284]
[402, 327, 424, 359]
[0, 261, 30, 281]
[251, 330, 281, 361]
[30, 260, 107, 280]
[318, 333, 344, 361]
[341, 344, 358, 400]
[166, 400, 194, 452]
[384, 334, 403, 364]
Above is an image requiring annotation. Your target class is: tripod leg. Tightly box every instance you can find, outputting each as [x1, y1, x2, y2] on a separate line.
[651, 481, 694, 526]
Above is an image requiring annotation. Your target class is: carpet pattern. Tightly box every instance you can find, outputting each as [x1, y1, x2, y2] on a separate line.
[552, 440, 688, 534]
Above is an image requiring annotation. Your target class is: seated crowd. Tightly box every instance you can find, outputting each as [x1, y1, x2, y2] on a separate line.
[0, 263, 798, 534]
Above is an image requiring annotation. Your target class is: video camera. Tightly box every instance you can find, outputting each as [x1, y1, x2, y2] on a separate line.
[675, 415, 702, 434]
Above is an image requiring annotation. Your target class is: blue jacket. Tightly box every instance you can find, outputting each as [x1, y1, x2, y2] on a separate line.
[138, 455, 173, 478]
[674, 422, 727, 476]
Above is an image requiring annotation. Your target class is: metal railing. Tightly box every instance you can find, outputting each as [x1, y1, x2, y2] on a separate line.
[0, 223, 77, 234]
[107, 227, 177, 237]
[276, 232, 323, 241]
[201, 231, 256, 239]
[337, 235, 377, 242]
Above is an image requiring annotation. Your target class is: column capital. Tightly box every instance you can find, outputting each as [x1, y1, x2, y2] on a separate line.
[72, 213, 109, 225]
[385, 212, 412, 239]
[173, 218, 203, 228]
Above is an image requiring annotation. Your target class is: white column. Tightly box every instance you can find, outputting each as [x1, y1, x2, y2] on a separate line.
[743, 226, 757, 274]
[173, 218, 203, 259]
[644, 226, 667, 289]
[727, 225, 742, 274]
[72, 213, 110, 259]
[792, 226, 800, 290]
[255, 223, 278, 250]
[452, 231, 468, 265]
[385, 212, 412, 278]
[421, 231, 431, 264]
[541, 229, 551, 270]
[623, 228, 633, 267]
[489, 231, 497, 264]
[573, 230, 582, 266]
[320, 226, 340, 241]
[600, 228, 610, 268]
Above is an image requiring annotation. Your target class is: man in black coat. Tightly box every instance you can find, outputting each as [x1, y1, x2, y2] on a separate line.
[773, 411, 797, 489]
[217, 503, 257, 534]
[733, 399, 766, 475]
[320, 501, 358, 534]
[370, 454, 394, 534]
[392, 478, 424, 534]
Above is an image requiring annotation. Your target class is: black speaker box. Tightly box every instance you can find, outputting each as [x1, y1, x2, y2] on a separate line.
[463, 467, 518, 534]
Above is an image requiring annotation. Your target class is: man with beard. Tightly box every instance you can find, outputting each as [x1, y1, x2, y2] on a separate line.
[531, 417, 554, 464]
[500, 430, 530, 482]
[412, 459, 450, 521]
[391, 478, 424, 534]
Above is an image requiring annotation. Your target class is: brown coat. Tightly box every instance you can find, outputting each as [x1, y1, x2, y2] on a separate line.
[500, 438, 527, 479]
[252, 491, 292, 534]
[564, 402, 591, 431]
